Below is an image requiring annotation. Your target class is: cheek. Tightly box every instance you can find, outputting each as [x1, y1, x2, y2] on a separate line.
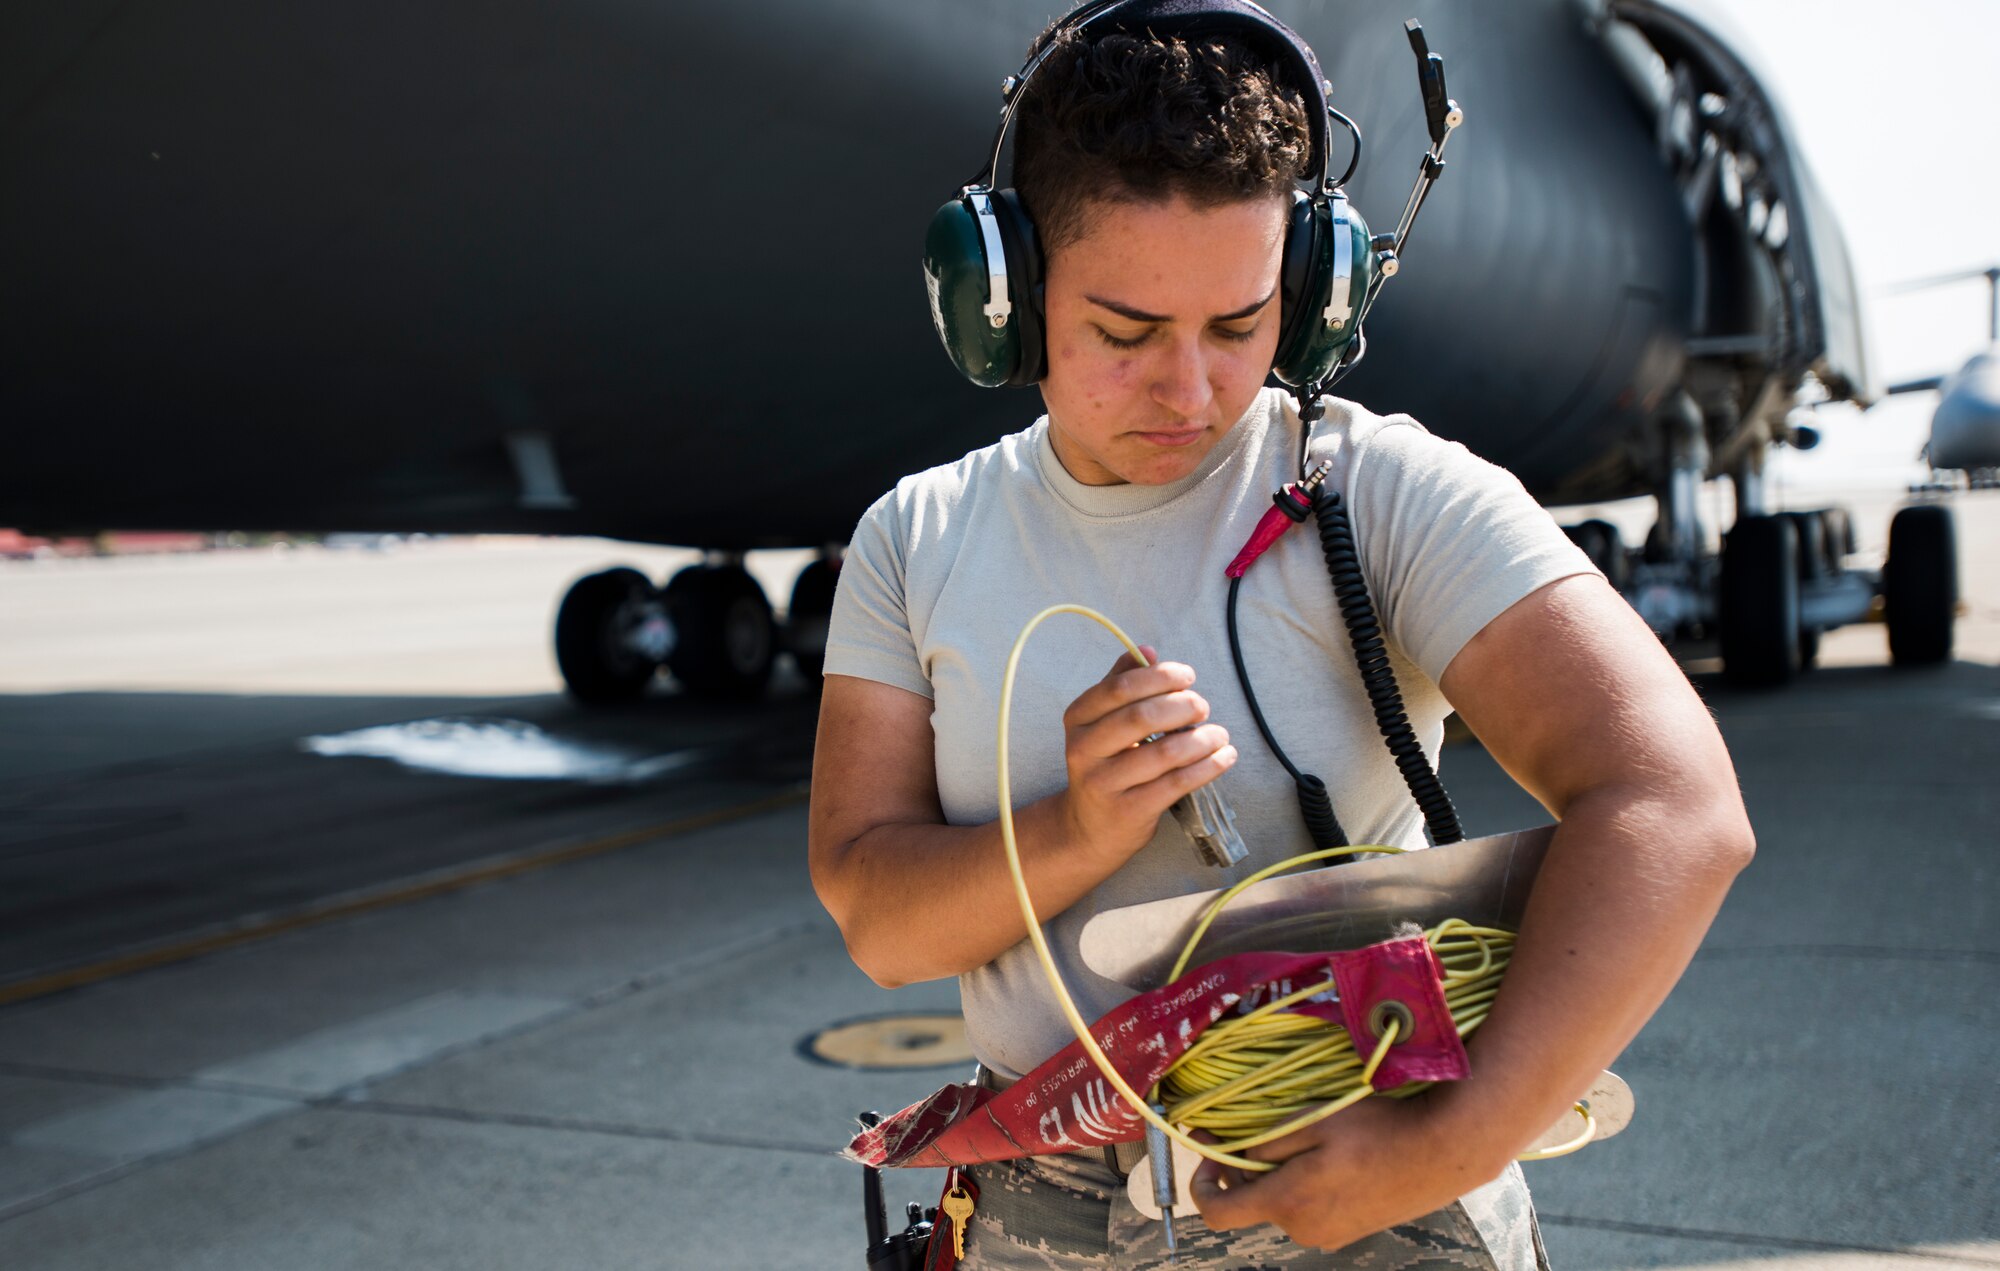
[1219, 337, 1277, 386]
[1101, 357, 1138, 390]
[1053, 341, 1138, 405]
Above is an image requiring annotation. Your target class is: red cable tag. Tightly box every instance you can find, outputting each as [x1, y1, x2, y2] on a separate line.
[845, 935, 1466, 1170]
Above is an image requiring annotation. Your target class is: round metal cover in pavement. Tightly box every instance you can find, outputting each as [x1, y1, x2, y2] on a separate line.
[802, 1012, 972, 1070]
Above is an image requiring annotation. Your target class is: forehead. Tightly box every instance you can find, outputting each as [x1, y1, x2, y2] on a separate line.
[1047, 192, 1288, 312]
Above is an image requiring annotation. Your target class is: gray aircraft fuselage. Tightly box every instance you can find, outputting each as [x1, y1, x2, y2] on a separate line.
[0, 0, 1866, 548]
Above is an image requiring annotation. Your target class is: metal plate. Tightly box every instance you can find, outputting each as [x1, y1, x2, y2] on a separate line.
[1528, 1069, 1636, 1153]
[1127, 1068, 1634, 1213]
[1080, 825, 1557, 990]
[1126, 1142, 1202, 1221]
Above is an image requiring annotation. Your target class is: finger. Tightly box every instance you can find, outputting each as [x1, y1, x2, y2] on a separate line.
[1063, 668, 1200, 735]
[1092, 724, 1231, 790]
[1064, 662, 1191, 729]
[1247, 1092, 1401, 1167]
[1072, 692, 1212, 762]
[1116, 743, 1238, 806]
[1243, 1121, 1326, 1167]
[1188, 1153, 1252, 1196]
[1189, 1157, 1280, 1231]
[1111, 644, 1158, 674]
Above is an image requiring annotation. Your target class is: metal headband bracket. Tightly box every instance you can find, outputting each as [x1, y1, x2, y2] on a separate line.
[1325, 192, 1352, 329]
[967, 191, 1012, 327]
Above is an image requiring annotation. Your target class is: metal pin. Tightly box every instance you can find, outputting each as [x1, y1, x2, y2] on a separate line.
[1147, 1105, 1178, 1261]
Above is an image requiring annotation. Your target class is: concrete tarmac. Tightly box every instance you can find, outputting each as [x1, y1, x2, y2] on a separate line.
[0, 496, 1995, 1269]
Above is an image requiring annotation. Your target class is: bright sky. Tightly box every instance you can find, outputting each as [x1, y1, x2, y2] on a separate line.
[1719, 0, 2000, 491]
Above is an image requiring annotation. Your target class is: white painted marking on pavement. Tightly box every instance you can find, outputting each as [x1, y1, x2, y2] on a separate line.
[198, 991, 569, 1096]
[13, 1088, 296, 1159]
[8, 991, 565, 1167]
[302, 717, 703, 783]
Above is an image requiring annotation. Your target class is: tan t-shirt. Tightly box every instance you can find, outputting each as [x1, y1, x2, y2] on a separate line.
[825, 387, 1595, 1078]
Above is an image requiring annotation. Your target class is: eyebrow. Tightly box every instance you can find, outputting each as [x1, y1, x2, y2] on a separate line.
[1085, 288, 1276, 325]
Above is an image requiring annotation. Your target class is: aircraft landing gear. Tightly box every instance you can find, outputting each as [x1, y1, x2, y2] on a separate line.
[663, 562, 776, 700]
[1885, 504, 1957, 666]
[1561, 518, 1631, 592]
[786, 555, 840, 682]
[1720, 514, 1802, 687]
[555, 567, 671, 703]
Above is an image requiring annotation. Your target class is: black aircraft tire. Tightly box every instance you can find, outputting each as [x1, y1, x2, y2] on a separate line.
[1720, 515, 1801, 687]
[1563, 519, 1630, 592]
[1782, 512, 1829, 672]
[664, 565, 776, 700]
[1798, 626, 1821, 672]
[1780, 511, 1828, 581]
[555, 567, 662, 704]
[1884, 504, 1957, 666]
[786, 559, 839, 683]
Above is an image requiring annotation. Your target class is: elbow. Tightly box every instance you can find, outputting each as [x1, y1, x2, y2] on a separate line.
[1694, 792, 1758, 882]
[1722, 816, 1757, 877]
[812, 859, 914, 990]
[830, 901, 961, 990]
[836, 918, 923, 990]
[853, 944, 911, 991]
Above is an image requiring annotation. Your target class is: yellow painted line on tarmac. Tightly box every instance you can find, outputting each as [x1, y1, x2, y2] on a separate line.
[0, 784, 810, 1009]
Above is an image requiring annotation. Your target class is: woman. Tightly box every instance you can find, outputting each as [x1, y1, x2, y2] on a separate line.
[809, 7, 1752, 1266]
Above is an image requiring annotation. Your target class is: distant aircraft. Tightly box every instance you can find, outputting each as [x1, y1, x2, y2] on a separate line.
[0, 0, 1960, 695]
[1884, 265, 2000, 492]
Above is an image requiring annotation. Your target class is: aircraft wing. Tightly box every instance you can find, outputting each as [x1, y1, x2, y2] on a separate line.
[1887, 375, 1946, 396]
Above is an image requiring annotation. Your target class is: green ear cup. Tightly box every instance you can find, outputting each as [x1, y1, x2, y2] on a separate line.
[1273, 192, 1377, 388]
[924, 196, 1022, 388]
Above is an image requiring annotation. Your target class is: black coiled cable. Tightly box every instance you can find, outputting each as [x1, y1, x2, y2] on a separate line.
[1310, 484, 1464, 845]
[1225, 575, 1348, 851]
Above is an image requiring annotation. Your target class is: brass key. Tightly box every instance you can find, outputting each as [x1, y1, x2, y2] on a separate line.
[941, 1185, 976, 1260]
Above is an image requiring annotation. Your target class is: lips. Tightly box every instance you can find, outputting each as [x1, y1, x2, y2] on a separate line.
[1133, 428, 1206, 447]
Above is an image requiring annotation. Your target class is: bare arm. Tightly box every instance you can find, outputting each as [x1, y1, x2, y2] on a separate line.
[1193, 572, 1754, 1247]
[809, 649, 1238, 988]
[1422, 572, 1755, 1166]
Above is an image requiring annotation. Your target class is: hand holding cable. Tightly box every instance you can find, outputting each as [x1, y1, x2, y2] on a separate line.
[1057, 646, 1239, 867]
[996, 606, 1595, 1252]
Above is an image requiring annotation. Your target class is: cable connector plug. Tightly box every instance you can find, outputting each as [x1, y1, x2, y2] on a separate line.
[1223, 460, 1334, 578]
[1170, 782, 1247, 869]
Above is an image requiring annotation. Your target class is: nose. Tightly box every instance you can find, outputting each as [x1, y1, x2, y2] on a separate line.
[1150, 333, 1214, 420]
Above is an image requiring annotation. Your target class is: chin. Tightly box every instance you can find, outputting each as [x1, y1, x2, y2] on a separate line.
[1119, 445, 1214, 486]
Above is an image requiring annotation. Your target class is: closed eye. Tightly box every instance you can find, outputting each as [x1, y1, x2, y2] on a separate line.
[1094, 324, 1259, 349]
[1094, 326, 1152, 349]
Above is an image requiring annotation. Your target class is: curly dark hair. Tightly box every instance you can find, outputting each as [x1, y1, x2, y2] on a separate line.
[1013, 23, 1314, 256]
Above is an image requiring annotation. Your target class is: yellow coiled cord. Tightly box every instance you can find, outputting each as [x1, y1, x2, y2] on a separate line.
[997, 604, 1592, 1173]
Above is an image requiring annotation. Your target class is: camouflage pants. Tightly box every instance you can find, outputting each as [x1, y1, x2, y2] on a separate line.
[955, 1150, 1550, 1270]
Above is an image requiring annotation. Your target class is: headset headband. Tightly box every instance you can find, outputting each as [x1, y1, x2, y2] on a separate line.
[970, 0, 1338, 194]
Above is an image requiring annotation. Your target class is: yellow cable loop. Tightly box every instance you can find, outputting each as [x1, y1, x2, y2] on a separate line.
[997, 604, 1587, 1174]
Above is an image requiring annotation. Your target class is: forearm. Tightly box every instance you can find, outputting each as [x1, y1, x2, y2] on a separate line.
[1425, 782, 1754, 1172]
[813, 792, 1129, 988]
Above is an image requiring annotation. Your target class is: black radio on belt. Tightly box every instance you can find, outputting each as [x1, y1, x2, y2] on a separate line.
[860, 1111, 936, 1270]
